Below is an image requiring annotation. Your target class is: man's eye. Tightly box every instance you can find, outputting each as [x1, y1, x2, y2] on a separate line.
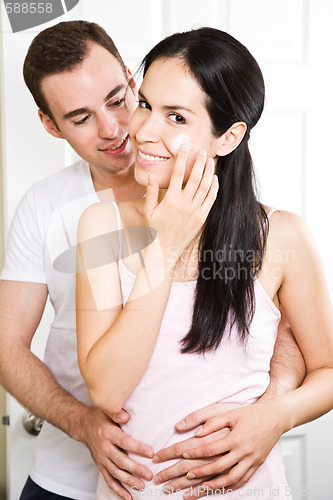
[110, 97, 125, 108]
[73, 115, 90, 126]
[169, 113, 186, 124]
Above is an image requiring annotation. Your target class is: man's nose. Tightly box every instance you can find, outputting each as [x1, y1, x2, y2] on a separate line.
[97, 112, 118, 139]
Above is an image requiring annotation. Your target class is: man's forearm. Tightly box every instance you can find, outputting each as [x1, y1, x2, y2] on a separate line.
[0, 338, 155, 496]
[260, 312, 306, 401]
[0, 341, 90, 443]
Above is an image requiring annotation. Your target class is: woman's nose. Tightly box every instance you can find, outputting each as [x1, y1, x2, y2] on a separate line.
[135, 114, 160, 144]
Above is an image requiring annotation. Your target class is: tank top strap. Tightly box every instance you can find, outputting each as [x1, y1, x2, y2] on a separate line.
[111, 201, 123, 260]
[260, 207, 277, 235]
[266, 207, 277, 220]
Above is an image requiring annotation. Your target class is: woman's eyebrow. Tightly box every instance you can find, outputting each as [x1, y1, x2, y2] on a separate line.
[138, 90, 194, 114]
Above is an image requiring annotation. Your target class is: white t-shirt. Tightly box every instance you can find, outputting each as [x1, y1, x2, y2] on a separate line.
[1, 161, 101, 499]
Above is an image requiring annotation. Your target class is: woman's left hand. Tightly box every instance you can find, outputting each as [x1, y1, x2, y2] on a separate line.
[154, 428, 232, 494]
[178, 401, 285, 497]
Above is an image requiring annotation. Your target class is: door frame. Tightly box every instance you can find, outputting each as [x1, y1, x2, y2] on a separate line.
[0, 2, 7, 500]
[0, 3, 8, 497]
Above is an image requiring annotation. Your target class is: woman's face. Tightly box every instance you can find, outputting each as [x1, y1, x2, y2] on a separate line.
[129, 57, 222, 188]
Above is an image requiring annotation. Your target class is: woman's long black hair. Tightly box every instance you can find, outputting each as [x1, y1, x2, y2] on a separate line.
[141, 28, 267, 354]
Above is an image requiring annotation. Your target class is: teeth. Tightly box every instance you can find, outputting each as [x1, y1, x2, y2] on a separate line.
[138, 150, 168, 161]
[108, 136, 127, 150]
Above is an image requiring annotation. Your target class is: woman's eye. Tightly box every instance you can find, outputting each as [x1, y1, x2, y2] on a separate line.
[169, 113, 186, 124]
[138, 100, 151, 110]
[73, 115, 90, 126]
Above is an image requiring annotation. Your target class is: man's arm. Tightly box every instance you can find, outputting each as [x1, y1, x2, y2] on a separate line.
[0, 280, 153, 499]
[259, 305, 306, 400]
[152, 313, 306, 495]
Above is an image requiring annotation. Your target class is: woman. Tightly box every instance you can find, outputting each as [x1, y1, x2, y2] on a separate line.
[76, 28, 333, 499]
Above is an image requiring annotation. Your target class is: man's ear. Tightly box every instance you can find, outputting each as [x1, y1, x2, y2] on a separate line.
[216, 122, 247, 157]
[38, 109, 64, 139]
[126, 66, 137, 94]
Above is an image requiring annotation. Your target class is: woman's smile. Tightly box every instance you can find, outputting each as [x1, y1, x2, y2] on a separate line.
[136, 148, 169, 167]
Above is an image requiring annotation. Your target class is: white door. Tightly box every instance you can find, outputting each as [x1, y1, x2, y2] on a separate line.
[1, 1, 333, 499]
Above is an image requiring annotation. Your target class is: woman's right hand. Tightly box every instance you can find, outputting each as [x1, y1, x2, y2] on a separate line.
[143, 145, 218, 263]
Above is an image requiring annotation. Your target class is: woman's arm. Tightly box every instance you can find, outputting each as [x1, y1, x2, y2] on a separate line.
[76, 148, 218, 416]
[77, 199, 174, 416]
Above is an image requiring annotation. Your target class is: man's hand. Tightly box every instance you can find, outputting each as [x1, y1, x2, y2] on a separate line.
[81, 407, 154, 500]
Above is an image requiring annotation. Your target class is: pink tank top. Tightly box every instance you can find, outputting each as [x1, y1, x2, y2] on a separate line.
[97, 205, 290, 500]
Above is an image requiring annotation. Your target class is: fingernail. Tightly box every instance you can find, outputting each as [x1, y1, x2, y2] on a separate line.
[207, 157, 214, 166]
[183, 452, 190, 459]
[148, 173, 154, 185]
[181, 143, 188, 152]
[152, 454, 160, 463]
[154, 475, 162, 485]
[199, 149, 206, 156]
[144, 472, 152, 481]
[187, 472, 195, 479]
[195, 426, 203, 436]
[176, 419, 186, 429]
[163, 485, 173, 494]
[145, 449, 154, 458]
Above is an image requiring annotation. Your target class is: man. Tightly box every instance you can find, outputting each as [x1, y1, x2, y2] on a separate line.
[0, 20, 305, 500]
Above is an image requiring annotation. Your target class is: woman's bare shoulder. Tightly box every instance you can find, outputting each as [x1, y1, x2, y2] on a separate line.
[266, 207, 316, 253]
[78, 199, 145, 240]
[78, 201, 120, 242]
[267, 208, 306, 230]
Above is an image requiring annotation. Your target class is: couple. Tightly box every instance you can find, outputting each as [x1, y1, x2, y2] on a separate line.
[0, 20, 331, 500]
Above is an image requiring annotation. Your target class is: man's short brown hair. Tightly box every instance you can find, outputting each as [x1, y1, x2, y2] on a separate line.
[23, 20, 127, 121]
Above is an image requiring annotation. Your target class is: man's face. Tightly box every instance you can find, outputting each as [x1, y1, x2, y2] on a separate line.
[39, 43, 137, 175]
